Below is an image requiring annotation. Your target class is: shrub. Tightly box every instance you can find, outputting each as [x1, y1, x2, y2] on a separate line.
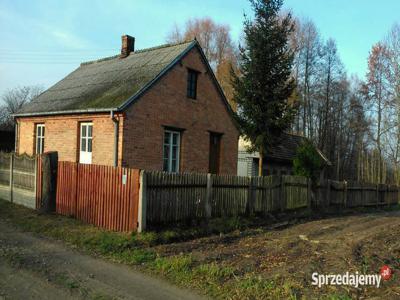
[293, 140, 322, 182]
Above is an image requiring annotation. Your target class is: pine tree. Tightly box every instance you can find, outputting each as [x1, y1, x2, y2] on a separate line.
[232, 0, 296, 175]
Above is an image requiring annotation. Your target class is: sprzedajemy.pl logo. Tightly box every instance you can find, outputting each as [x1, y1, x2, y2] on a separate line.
[311, 265, 392, 288]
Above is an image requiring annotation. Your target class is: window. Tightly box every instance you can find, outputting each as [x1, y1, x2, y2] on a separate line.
[187, 69, 198, 99]
[163, 130, 180, 172]
[35, 124, 45, 154]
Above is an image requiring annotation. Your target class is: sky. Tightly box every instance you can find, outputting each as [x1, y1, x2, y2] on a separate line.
[0, 0, 400, 96]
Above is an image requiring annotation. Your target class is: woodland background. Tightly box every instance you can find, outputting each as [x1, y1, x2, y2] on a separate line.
[2, 13, 400, 185]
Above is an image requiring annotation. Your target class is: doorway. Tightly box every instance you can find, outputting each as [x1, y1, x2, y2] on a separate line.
[209, 132, 222, 174]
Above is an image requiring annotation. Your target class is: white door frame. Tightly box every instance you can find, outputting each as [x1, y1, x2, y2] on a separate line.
[79, 122, 93, 164]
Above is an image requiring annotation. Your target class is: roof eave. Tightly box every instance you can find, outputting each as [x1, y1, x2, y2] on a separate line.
[13, 107, 120, 118]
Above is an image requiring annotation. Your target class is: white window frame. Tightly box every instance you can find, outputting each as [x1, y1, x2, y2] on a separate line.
[35, 124, 45, 154]
[163, 130, 180, 173]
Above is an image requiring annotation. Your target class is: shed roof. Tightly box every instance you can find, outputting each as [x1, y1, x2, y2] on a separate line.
[265, 133, 331, 165]
[15, 40, 197, 116]
[239, 133, 331, 166]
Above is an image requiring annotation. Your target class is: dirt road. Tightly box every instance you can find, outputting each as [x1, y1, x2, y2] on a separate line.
[0, 220, 205, 300]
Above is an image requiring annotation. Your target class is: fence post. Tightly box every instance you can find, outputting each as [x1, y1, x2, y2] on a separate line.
[246, 177, 256, 216]
[326, 179, 331, 208]
[33, 155, 38, 208]
[386, 184, 390, 207]
[307, 178, 312, 209]
[343, 181, 347, 208]
[39, 152, 58, 213]
[138, 170, 147, 233]
[9, 153, 13, 203]
[205, 174, 212, 219]
[376, 184, 379, 207]
[279, 175, 285, 211]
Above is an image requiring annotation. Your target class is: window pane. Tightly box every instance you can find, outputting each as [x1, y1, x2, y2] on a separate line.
[172, 133, 178, 145]
[163, 159, 169, 172]
[172, 145, 177, 159]
[171, 159, 177, 172]
[187, 70, 198, 98]
[87, 138, 92, 152]
[81, 138, 86, 151]
[82, 125, 87, 138]
[164, 132, 170, 145]
[41, 137, 45, 153]
[163, 145, 170, 160]
[42, 126, 45, 137]
[88, 125, 93, 138]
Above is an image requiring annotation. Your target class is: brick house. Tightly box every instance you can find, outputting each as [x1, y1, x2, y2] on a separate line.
[14, 35, 239, 174]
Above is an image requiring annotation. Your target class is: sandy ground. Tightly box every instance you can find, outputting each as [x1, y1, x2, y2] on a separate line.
[0, 220, 205, 300]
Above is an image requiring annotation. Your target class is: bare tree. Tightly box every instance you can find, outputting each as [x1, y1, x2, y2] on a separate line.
[166, 17, 238, 108]
[364, 43, 392, 183]
[0, 85, 44, 130]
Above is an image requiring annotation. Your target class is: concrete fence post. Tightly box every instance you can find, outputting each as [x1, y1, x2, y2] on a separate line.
[9, 153, 14, 203]
[138, 170, 147, 233]
[205, 173, 212, 219]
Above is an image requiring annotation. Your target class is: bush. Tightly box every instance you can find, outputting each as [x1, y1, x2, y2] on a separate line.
[293, 140, 322, 182]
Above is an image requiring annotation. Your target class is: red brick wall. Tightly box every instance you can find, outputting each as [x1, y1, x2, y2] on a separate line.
[122, 46, 239, 174]
[16, 113, 124, 166]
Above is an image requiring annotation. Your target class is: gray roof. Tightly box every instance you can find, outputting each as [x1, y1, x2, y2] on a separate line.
[15, 41, 197, 116]
[266, 133, 331, 165]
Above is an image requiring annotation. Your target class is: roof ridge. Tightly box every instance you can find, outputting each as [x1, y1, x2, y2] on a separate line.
[80, 39, 195, 67]
[135, 39, 194, 53]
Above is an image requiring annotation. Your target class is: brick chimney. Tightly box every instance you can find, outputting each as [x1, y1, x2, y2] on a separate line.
[120, 35, 135, 58]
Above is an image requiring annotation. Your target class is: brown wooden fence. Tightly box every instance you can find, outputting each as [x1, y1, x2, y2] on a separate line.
[141, 171, 399, 228]
[143, 172, 312, 226]
[56, 161, 140, 231]
[3, 156, 398, 233]
[316, 180, 399, 208]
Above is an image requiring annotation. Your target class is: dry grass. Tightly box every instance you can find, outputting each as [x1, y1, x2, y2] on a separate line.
[1, 199, 399, 299]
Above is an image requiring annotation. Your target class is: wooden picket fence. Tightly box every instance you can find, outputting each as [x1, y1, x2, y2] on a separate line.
[315, 180, 399, 208]
[143, 171, 311, 226]
[56, 161, 140, 231]
[3, 156, 398, 233]
[141, 171, 399, 228]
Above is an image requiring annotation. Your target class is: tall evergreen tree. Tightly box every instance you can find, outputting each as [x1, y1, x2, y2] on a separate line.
[232, 0, 296, 175]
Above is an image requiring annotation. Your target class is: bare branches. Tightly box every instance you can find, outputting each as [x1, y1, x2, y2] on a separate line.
[0, 85, 44, 129]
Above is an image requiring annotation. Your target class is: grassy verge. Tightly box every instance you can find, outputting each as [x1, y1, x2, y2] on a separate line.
[1, 199, 393, 299]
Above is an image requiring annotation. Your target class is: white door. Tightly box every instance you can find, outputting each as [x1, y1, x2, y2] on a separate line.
[79, 122, 93, 164]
